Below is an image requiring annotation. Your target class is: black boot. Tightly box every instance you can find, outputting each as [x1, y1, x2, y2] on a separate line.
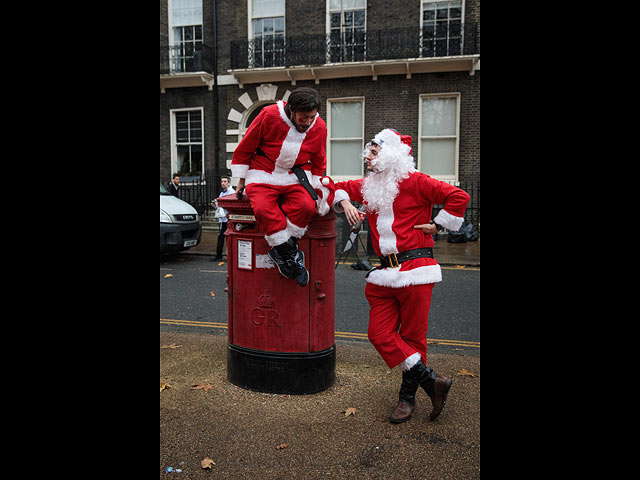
[268, 239, 296, 279]
[288, 238, 309, 287]
[389, 370, 420, 423]
[268, 238, 309, 286]
[406, 360, 452, 421]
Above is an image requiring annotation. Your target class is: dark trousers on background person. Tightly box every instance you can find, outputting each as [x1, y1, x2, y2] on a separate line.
[216, 222, 228, 259]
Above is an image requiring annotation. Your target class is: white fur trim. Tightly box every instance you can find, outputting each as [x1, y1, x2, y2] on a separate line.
[275, 126, 305, 170]
[376, 204, 397, 256]
[433, 209, 465, 232]
[315, 186, 330, 216]
[245, 167, 312, 186]
[287, 218, 308, 239]
[402, 352, 422, 371]
[311, 175, 322, 189]
[366, 264, 442, 288]
[265, 227, 290, 247]
[332, 190, 350, 212]
[231, 164, 249, 178]
[264, 218, 308, 246]
[314, 176, 330, 216]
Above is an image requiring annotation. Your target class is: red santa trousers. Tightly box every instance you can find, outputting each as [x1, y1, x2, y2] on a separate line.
[365, 282, 434, 370]
[245, 182, 317, 244]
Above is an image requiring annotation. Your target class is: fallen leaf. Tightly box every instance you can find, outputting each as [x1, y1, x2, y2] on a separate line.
[160, 343, 182, 349]
[160, 383, 171, 392]
[164, 274, 173, 278]
[191, 383, 213, 392]
[201, 457, 216, 469]
[275, 443, 290, 450]
[210, 291, 215, 297]
[457, 368, 477, 377]
[344, 407, 357, 417]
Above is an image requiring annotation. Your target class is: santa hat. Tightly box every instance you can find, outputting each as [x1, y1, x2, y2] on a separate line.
[314, 175, 336, 216]
[372, 128, 413, 154]
[365, 128, 416, 175]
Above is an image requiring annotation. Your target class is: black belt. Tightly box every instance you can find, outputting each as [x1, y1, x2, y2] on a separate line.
[290, 165, 319, 200]
[255, 147, 318, 201]
[378, 248, 434, 268]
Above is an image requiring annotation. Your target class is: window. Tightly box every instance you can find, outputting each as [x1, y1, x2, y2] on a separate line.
[328, 0, 366, 62]
[421, 0, 462, 57]
[172, 109, 204, 178]
[171, 0, 204, 72]
[418, 94, 459, 181]
[250, 0, 285, 67]
[328, 98, 364, 179]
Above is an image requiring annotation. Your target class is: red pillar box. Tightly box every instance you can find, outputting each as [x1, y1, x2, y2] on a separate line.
[217, 193, 336, 394]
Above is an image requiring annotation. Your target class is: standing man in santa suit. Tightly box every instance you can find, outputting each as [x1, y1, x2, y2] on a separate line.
[333, 128, 470, 424]
[231, 87, 328, 287]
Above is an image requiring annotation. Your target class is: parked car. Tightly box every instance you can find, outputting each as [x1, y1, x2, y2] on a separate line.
[160, 182, 202, 254]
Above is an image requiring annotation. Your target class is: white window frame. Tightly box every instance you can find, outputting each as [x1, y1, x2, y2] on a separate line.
[247, 0, 286, 68]
[417, 93, 460, 183]
[325, 0, 367, 63]
[168, 0, 204, 73]
[419, 0, 465, 58]
[169, 107, 205, 181]
[247, 0, 286, 39]
[326, 96, 365, 181]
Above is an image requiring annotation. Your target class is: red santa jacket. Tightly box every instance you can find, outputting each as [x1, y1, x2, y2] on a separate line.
[334, 173, 470, 288]
[231, 101, 327, 190]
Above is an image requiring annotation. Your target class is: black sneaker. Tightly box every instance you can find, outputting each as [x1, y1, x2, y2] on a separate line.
[268, 247, 295, 279]
[291, 249, 309, 287]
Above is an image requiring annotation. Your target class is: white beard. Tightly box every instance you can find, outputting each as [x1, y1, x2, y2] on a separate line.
[362, 146, 415, 213]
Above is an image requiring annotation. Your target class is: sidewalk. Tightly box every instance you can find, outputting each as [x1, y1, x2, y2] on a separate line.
[189, 229, 480, 267]
[160, 331, 480, 478]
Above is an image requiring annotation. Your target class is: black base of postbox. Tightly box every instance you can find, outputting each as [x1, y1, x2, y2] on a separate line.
[227, 343, 336, 395]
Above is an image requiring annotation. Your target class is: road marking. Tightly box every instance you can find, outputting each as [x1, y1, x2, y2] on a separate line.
[441, 266, 480, 271]
[160, 319, 479, 348]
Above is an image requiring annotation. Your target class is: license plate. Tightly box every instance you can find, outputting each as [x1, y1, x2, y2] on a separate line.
[184, 239, 197, 247]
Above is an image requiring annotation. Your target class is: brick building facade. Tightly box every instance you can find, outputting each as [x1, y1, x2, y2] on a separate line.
[160, 0, 480, 235]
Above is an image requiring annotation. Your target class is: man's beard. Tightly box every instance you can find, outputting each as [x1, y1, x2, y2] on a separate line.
[362, 149, 415, 212]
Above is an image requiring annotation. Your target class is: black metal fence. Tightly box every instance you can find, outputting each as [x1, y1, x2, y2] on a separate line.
[170, 170, 223, 216]
[230, 23, 478, 70]
[432, 180, 480, 234]
[160, 44, 214, 75]
[173, 174, 479, 236]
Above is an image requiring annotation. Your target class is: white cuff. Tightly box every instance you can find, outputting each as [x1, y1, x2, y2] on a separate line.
[332, 190, 350, 213]
[231, 164, 249, 179]
[433, 209, 464, 232]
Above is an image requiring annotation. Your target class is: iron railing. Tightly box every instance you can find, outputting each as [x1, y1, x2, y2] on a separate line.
[160, 43, 214, 75]
[170, 170, 223, 216]
[432, 180, 480, 234]
[230, 23, 477, 70]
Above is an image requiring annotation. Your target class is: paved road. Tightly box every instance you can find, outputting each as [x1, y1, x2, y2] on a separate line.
[160, 254, 479, 356]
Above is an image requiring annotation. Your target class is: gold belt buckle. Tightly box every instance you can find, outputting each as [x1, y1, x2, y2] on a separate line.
[387, 253, 400, 268]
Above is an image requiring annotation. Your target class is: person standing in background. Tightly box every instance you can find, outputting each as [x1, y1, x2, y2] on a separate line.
[212, 176, 235, 261]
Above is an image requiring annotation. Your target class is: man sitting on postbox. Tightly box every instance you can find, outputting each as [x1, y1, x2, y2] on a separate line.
[231, 87, 335, 287]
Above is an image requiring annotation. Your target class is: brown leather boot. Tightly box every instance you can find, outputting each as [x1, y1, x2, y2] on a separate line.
[428, 375, 452, 421]
[405, 361, 453, 421]
[390, 399, 414, 423]
[389, 370, 419, 424]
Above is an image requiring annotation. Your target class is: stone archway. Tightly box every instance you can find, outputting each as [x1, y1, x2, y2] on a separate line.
[225, 84, 291, 172]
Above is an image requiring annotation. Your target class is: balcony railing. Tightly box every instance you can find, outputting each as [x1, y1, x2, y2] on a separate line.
[230, 23, 477, 70]
[160, 43, 214, 75]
